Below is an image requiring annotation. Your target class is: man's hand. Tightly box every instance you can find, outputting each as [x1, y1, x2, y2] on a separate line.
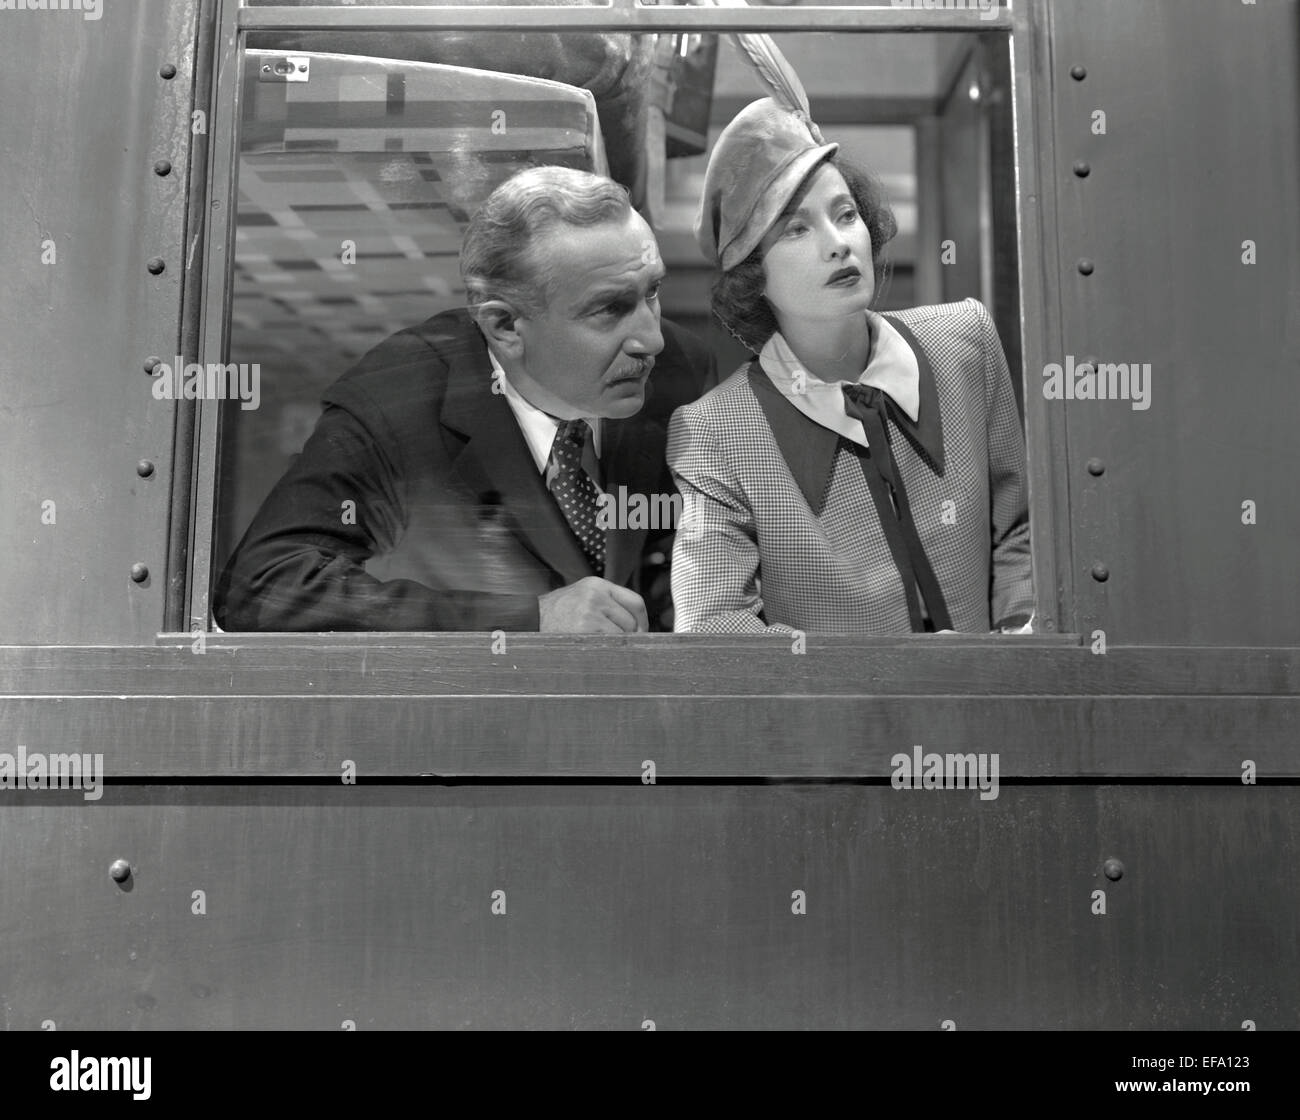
[538, 577, 649, 633]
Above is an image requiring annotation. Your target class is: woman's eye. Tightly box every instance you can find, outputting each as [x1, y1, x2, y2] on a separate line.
[647, 283, 661, 302]
[782, 222, 807, 238]
[838, 209, 860, 224]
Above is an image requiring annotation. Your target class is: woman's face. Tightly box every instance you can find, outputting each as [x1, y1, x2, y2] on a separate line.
[760, 163, 875, 331]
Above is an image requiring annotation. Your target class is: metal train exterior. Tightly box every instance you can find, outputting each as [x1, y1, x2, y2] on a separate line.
[1, 0, 1297, 1030]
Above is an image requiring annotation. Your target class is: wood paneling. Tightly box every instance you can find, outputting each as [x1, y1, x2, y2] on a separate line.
[0, 644, 1296, 778]
[3, 641, 1293, 697]
[2, 785, 1294, 1030]
[1047, 0, 1300, 643]
[0, 0, 201, 644]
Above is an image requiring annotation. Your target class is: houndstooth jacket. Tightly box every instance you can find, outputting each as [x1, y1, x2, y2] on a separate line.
[667, 298, 1033, 634]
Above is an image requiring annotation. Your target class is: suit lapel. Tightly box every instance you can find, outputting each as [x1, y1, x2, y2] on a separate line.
[439, 329, 593, 586]
[881, 315, 946, 475]
[747, 362, 841, 516]
[600, 412, 667, 588]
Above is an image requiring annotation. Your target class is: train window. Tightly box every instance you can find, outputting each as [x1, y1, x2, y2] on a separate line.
[192, 4, 1046, 637]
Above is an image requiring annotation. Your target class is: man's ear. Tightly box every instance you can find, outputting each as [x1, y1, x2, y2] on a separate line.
[473, 300, 526, 361]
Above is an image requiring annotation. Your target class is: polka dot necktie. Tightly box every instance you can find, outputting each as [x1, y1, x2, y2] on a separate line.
[547, 418, 606, 575]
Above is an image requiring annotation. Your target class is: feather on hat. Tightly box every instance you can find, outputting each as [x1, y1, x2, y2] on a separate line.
[693, 1, 838, 269]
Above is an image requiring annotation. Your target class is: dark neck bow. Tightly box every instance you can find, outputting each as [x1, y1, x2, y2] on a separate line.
[841, 382, 952, 632]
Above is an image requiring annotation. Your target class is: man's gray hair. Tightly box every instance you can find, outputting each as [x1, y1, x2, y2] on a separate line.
[460, 166, 633, 318]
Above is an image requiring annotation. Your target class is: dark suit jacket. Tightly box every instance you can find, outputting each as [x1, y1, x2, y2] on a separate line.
[214, 309, 716, 632]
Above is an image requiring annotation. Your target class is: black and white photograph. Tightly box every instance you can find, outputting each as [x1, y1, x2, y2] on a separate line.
[0, 0, 1295, 1089]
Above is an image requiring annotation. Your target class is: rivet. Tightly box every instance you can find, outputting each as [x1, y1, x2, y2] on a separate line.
[147, 257, 166, 275]
[130, 563, 149, 583]
[109, 859, 132, 883]
[1103, 858, 1124, 881]
[144, 356, 161, 374]
[1077, 258, 1095, 276]
[1073, 160, 1091, 178]
[137, 460, 155, 478]
[1091, 563, 1109, 583]
[1086, 458, 1105, 476]
[160, 63, 177, 80]
[154, 159, 172, 177]
[1070, 65, 1087, 81]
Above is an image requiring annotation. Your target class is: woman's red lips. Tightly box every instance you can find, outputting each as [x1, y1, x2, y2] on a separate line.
[827, 267, 861, 286]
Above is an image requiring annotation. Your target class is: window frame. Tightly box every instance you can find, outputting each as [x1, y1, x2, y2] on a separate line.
[179, 0, 1067, 640]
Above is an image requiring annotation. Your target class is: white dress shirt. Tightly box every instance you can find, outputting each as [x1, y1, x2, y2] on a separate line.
[757, 309, 921, 448]
[488, 348, 602, 482]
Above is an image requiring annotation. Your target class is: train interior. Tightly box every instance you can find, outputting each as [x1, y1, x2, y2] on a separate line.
[215, 29, 1022, 579]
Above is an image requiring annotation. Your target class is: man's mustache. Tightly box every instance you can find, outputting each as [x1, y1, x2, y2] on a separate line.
[610, 358, 654, 381]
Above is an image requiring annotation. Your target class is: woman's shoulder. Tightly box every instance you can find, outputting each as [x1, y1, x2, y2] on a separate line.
[882, 299, 1003, 379]
[882, 297, 992, 336]
[670, 360, 765, 426]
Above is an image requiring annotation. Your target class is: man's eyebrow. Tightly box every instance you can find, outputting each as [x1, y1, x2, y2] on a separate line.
[576, 269, 667, 310]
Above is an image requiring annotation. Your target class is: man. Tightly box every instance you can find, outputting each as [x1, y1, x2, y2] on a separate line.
[214, 167, 716, 633]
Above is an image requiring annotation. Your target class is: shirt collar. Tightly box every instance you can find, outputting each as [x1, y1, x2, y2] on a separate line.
[488, 348, 602, 473]
[758, 310, 920, 450]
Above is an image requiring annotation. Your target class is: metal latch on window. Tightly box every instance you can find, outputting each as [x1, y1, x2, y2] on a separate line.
[258, 56, 309, 83]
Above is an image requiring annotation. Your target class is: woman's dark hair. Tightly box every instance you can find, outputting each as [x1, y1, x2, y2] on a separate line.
[711, 154, 898, 353]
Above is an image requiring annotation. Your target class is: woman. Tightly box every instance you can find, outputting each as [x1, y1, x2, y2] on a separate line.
[668, 97, 1034, 634]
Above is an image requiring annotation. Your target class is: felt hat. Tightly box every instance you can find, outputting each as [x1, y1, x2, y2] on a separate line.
[694, 97, 838, 271]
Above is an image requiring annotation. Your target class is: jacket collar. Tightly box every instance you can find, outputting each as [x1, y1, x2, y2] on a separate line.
[749, 311, 945, 515]
[439, 316, 661, 587]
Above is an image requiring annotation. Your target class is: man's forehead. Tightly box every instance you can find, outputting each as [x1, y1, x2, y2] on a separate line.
[547, 220, 664, 296]
[578, 251, 665, 289]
